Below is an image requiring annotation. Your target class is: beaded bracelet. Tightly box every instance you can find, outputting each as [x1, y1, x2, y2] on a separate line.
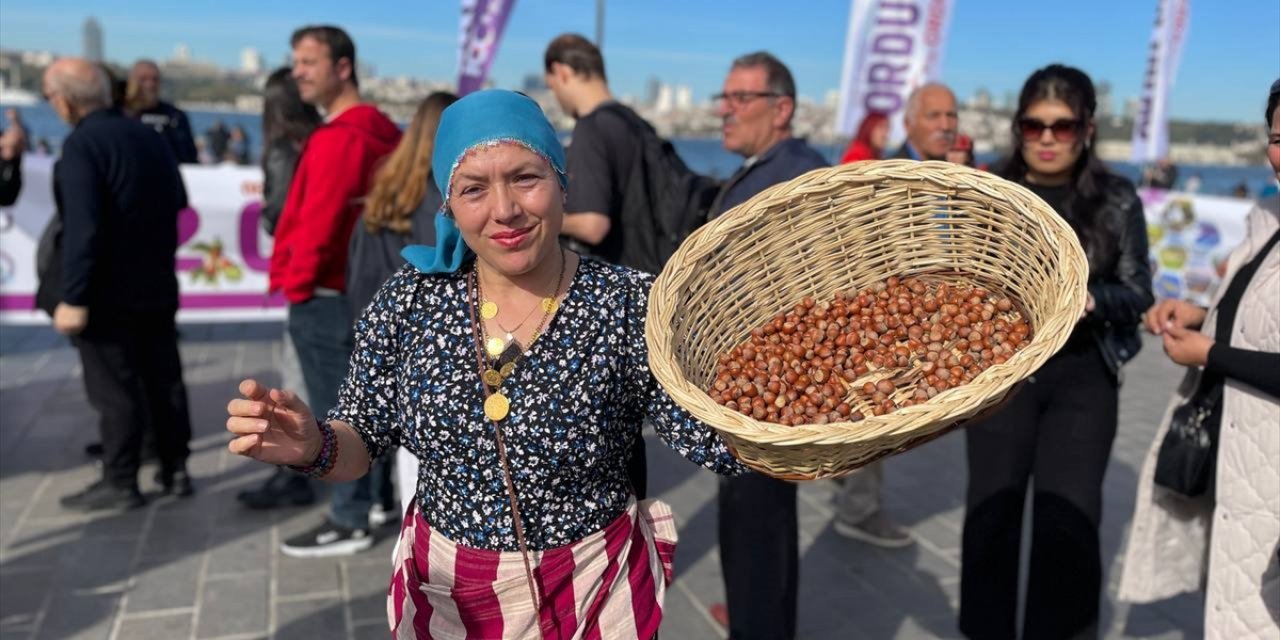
[288, 419, 339, 479]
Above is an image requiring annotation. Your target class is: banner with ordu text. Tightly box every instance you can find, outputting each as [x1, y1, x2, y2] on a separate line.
[835, 0, 954, 143]
[0, 158, 283, 324]
[1130, 0, 1190, 164]
[457, 0, 518, 96]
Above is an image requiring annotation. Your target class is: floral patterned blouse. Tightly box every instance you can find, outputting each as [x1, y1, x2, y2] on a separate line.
[330, 256, 746, 552]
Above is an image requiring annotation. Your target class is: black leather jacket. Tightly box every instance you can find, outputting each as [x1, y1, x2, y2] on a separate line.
[260, 138, 301, 236]
[1077, 174, 1156, 383]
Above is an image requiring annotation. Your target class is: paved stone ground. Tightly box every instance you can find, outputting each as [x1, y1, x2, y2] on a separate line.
[0, 322, 1202, 639]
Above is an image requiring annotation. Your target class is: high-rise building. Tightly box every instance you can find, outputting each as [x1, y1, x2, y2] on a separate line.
[646, 76, 661, 107]
[240, 47, 264, 75]
[83, 17, 104, 62]
[173, 43, 191, 64]
[655, 84, 674, 113]
[675, 85, 693, 110]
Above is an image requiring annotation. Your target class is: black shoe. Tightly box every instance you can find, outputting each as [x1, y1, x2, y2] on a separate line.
[155, 468, 195, 497]
[280, 519, 374, 558]
[84, 442, 157, 462]
[237, 469, 315, 509]
[60, 480, 145, 512]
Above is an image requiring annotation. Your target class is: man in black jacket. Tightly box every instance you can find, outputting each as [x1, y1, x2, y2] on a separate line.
[127, 60, 199, 164]
[707, 52, 828, 640]
[43, 57, 194, 511]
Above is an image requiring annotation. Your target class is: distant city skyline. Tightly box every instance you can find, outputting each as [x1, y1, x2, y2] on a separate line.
[2, 0, 1277, 123]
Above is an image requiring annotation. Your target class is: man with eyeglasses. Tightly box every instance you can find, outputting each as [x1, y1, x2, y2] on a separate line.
[892, 82, 959, 161]
[706, 51, 827, 640]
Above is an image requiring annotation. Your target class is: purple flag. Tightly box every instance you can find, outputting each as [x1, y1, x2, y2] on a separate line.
[457, 0, 517, 96]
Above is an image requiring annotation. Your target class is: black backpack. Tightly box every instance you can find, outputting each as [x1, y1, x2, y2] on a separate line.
[596, 104, 718, 275]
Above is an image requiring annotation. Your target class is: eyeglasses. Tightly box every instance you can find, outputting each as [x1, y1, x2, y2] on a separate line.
[712, 91, 781, 107]
[1018, 118, 1082, 143]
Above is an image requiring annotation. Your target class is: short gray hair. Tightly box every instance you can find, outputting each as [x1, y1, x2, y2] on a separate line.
[731, 51, 796, 100]
[904, 82, 954, 123]
[50, 62, 112, 110]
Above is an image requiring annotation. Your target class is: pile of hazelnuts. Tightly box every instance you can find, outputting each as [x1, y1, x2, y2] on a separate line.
[707, 275, 1032, 427]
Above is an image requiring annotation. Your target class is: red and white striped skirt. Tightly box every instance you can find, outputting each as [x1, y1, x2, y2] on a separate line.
[388, 499, 678, 639]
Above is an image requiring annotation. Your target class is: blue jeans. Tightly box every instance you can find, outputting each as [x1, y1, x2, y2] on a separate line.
[288, 296, 391, 530]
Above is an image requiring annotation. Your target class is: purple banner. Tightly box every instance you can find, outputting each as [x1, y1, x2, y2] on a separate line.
[457, 0, 517, 96]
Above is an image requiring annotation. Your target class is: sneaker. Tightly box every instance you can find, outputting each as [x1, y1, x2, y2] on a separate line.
[237, 469, 315, 509]
[59, 480, 145, 512]
[369, 503, 397, 528]
[154, 468, 195, 497]
[832, 510, 915, 548]
[280, 519, 374, 558]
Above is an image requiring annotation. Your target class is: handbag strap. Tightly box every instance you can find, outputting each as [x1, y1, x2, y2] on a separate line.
[466, 269, 543, 612]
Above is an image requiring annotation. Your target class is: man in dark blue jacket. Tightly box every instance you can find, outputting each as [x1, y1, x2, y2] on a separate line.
[43, 57, 194, 511]
[706, 52, 827, 640]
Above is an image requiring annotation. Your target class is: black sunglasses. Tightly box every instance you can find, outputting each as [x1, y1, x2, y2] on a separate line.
[712, 91, 781, 107]
[1018, 118, 1082, 143]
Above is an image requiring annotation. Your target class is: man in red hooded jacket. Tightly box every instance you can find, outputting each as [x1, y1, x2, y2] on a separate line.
[268, 25, 402, 558]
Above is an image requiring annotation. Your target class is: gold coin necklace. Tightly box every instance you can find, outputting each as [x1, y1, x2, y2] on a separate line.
[478, 261, 562, 359]
[469, 250, 566, 422]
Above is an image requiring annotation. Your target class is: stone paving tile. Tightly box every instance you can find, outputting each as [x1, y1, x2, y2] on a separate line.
[0, 567, 53, 630]
[32, 592, 119, 640]
[126, 553, 204, 614]
[275, 597, 346, 640]
[195, 573, 270, 638]
[346, 560, 393, 624]
[115, 611, 194, 640]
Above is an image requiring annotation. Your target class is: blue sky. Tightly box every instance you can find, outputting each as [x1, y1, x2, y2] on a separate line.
[1, 0, 1276, 122]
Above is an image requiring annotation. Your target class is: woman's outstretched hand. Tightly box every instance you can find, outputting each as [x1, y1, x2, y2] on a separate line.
[226, 379, 322, 467]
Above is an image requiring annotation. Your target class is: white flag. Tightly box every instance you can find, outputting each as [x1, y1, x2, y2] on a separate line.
[835, 0, 955, 143]
[1131, 0, 1191, 164]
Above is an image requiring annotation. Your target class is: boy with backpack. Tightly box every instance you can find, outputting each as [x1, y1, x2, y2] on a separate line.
[545, 33, 717, 500]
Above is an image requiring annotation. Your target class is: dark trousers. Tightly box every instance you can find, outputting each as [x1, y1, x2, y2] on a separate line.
[718, 473, 798, 640]
[75, 310, 192, 488]
[288, 296, 390, 529]
[629, 431, 648, 499]
[959, 338, 1118, 640]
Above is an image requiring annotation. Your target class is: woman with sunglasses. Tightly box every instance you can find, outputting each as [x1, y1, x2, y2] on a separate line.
[958, 64, 1154, 639]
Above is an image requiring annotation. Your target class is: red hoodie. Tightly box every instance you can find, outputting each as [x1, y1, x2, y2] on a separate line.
[269, 104, 401, 303]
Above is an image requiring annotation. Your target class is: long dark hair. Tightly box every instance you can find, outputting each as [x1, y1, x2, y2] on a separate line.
[998, 64, 1114, 270]
[261, 68, 321, 151]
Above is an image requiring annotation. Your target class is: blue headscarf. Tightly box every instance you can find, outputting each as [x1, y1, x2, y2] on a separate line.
[401, 90, 568, 274]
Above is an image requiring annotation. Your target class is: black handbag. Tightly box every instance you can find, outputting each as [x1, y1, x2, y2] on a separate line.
[1152, 383, 1221, 497]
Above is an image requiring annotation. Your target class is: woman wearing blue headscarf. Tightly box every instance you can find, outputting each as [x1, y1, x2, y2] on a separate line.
[224, 90, 745, 638]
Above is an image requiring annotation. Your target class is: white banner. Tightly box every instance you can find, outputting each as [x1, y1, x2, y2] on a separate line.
[835, 0, 954, 142]
[1130, 0, 1191, 164]
[1141, 188, 1252, 307]
[0, 158, 283, 324]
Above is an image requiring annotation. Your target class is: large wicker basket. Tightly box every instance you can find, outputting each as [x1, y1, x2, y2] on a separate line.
[646, 159, 1089, 480]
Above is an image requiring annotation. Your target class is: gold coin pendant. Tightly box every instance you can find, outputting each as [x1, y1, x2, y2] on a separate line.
[485, 336, 506, 358]
[484, 393, 510, 421]
[499, 362, 516, 378]
[483, 369, 502, 387]
[480, 301, 498, 320]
